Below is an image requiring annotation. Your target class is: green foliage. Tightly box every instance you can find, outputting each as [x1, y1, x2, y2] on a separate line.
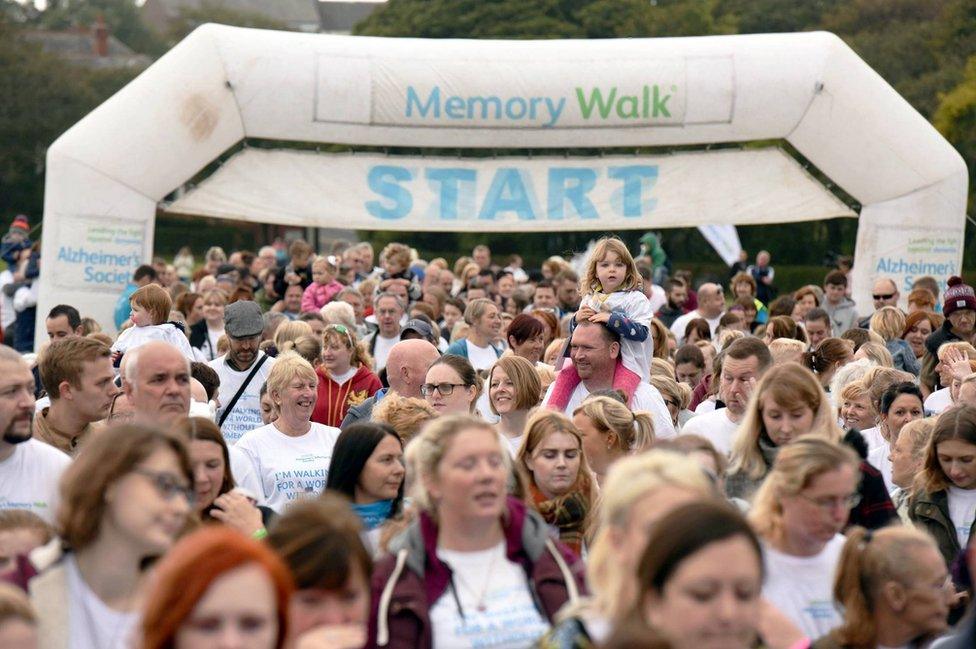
[0, 20, 139, 221]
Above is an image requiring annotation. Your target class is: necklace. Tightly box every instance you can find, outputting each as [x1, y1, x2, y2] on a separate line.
[447, 545, 499, 613]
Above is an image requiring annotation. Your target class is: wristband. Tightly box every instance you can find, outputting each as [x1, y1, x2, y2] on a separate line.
[252, 527, 268, 540]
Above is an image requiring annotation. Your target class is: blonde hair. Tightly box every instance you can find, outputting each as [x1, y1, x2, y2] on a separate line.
[861, 366, 914, 413]
[273, 320, 313, 350]
[581, 237, 641, 295]
[717, 328, 745, 351]
[544, 337, 566, 366]
[857, 342, 893, 367]
[649, 319, 670, 360]
[278, 335, 322, 367]
[462, 298, 497, 326]
[749, 436, 860, 542]
[488, 356, 541, 414]
[380, 242, 411, 270]
[585, 451, 714, 621]
[320, 301, 356, 329]
[936, 341, 976, 361]
[769, 338, 807, 365]
[829, 357, 875, 403]
[517, 410, 597, 508]
[869, 306, 906, 342]
[372, 393, 437, 445]
[649, 375, 691, 411]
[730, 363, 842, 481]
[573, 396, 654, 453]
[649, 357, 675, 380]
[895, 417, 935, 461]
[265, 352, 317, 405]
[410, 415, 499, 513]
[829, 526, 940, 647]
[323, 324, 371, 369]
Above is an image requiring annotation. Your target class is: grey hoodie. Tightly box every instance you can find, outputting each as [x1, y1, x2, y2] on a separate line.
[823, 296, 858, 334]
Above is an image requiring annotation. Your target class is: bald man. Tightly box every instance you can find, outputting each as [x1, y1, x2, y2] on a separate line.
[341, 339, 440, 427]
[669, 282, 726, 345]
[123, 341, 191, 428]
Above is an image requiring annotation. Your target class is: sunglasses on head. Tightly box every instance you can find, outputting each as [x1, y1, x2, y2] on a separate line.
[873, 293, 895, 301]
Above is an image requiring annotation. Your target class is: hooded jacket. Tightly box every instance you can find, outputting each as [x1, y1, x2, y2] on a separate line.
[366, 497, 585, 649]
[822, 296, 858, 335]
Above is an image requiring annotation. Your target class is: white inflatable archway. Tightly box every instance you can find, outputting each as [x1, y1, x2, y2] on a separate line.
[39, 25, 967, 343]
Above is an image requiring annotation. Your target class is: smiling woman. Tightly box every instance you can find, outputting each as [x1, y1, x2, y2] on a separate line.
[368, 414, 584, 648]
[30, 425, 194, 649]
[234, 353, 340, 514]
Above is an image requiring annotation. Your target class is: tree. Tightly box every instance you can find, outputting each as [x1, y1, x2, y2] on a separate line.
[164, 1, 288, 46]
[37, 0, 165, 55]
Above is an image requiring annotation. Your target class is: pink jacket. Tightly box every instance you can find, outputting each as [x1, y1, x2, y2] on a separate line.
[301, 280, 343, 313]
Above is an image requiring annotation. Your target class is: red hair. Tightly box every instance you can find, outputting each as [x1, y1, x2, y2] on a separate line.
[142, 526, 294, 649]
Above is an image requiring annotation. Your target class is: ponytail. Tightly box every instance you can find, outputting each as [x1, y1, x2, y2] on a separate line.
[632, 412, 655, 452]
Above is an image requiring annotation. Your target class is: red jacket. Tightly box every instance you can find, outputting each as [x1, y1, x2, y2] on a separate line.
[366, 497, 586, 648]
[311, 364, 382, 428]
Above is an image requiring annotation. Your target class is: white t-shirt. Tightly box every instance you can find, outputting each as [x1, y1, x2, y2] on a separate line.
[0, 269, 16, 330]
[669, 310, 723, 345]
[372, 334, 399, 371]
[111, 324, 195, 360]
[228, 445, 264, 505]
[859, 426, 885, 452]
[947, 486, 976, 548]
[680, 408, 739, 456]
[504, 434, 524, 457]
[925, 388, 952, 414]
[647, 284, 667, 314]
[466, 340, 500, 371]
[209, 352, 274, 445]
[694, 398, 717, 414]
[235, 421, 341, 513]
[762, 535, 845, 639]
[330, 366, 358, 385]
[867, 441, 895, 494]
[475, 391, 501, 425]
[542, 379, 677, 439]
[429, 542, 550, 649]
[66, 555, 139, 649]
[0, 439, 71, 524]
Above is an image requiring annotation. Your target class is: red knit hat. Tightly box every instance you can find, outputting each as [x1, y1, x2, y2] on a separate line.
[9, 214, 28, 236]
[943, 276, 976, 316]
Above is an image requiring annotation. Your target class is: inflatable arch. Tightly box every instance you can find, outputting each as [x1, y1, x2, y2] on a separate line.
[38, 25, 967, 343]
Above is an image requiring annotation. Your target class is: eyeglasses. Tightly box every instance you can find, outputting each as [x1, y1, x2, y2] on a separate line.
[421, 382, 469, 397]
[797, 492, 861, 511]
[133, 469, 195, 505]
[872, 293, 895, 301]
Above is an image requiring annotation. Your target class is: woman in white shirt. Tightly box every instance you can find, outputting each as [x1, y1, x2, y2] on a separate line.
[368, 414, 583, 648]
[749, 436, 861, 639]
[189, 289, 226, 361]
[488, 355, 541, 455]
[235, 353, 341, 514]
[869, 382, 924, 493]
[444, 298, 503, 370]
[909, 405, 976, 575]
[29, 425, 195, 649]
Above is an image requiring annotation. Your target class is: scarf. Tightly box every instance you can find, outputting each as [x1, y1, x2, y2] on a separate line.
[546, 359, 642, 412]
[530, 485, 590, 556]
[351, 499, 393, 531]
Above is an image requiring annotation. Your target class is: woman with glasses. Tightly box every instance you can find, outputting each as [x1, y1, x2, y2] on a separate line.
[29, 424, 194, 649]
[727, 363, 896, 530]
[811, 526, 950, 649]
[444, 298, 503, 370]
[236, 353, 340, 514]
[422, 354, 481, 416]
[311, 324, 381, 428]
[488, 355, 542, 455]
[325, 422, 405, 555]
[910, 405, 976, 574]
[749, 436, 861, 639]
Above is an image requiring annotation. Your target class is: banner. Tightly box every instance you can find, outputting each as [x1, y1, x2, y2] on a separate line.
[167, 147, 855, 231]
[50, 216, 146, 291]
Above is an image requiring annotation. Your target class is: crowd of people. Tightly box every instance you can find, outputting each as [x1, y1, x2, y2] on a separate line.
[0, 232, 975, 649]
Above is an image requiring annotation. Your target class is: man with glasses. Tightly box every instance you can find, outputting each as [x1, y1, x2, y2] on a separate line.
[209, 301, 274, 445]
[858, 277, 900, 328]
[0, 345, 70, 524]
[543, 320, 675, 438]
[364, 293, 405, 372]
